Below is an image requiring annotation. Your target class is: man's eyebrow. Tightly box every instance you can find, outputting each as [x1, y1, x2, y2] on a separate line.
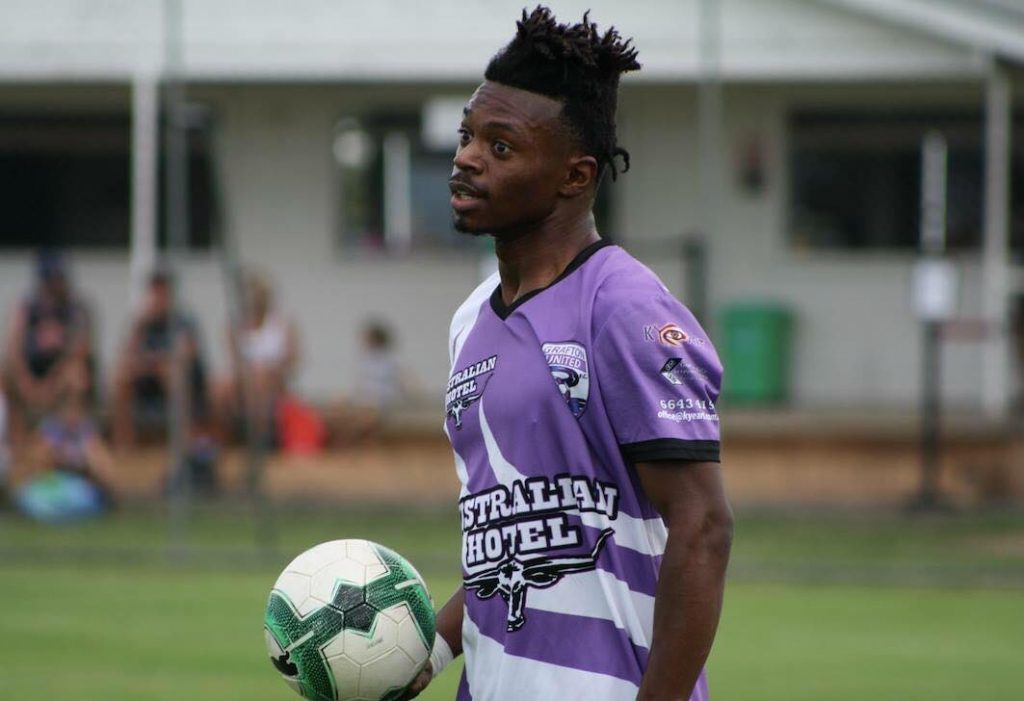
[482, 120, 522, 135]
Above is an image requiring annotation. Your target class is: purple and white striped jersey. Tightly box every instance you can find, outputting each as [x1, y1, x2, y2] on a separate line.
[445, 240, 722, 701]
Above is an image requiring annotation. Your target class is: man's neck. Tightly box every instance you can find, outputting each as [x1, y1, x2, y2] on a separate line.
[493, 211, 600, 306]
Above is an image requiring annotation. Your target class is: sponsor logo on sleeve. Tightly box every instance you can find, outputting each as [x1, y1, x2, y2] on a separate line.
[644, 322, 706, 347]
[660, 357, 707, 385]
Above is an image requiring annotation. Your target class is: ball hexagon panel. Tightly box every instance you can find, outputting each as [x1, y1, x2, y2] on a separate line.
[272, 571, 317, 617]
[339, 607, 400, 665]
[322, 649, 361, 700]
[310, 557, 371, 605]
[358, 646, 419, 701]
[396, 608, 431, 664]
[287, 540, 350, 575]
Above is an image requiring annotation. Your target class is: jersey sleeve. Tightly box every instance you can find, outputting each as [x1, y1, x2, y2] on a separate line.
[593, 291, 723, 464]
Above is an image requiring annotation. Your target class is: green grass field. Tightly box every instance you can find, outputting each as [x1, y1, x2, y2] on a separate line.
[1, 505, 1023, 700]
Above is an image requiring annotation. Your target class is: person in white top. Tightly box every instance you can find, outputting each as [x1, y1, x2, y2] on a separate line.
[330, 320, 420, 446]
[213, 271, 300, 443]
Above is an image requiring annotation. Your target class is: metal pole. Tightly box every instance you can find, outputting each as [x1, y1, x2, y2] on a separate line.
[164, 0, 192, 559]
[981, 61, 1012, 417]
[212, 156, 278, 554]
[914, 133, 948, 510]
[696, 0, 721, 327]
[130, 75, 159, 306]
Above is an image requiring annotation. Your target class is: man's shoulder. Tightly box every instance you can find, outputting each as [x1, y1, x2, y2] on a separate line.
[591, 245, 675, 310]
[447, 271, 499, 365]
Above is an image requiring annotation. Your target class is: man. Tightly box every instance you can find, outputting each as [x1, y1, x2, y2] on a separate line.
[409, 7, 733, 701]
[111, 267, 209, 449]
[1, 251, 93, 449]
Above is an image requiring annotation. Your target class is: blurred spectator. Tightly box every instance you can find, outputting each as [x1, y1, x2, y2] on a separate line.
[0, 388, 9, 493]
[330, 319, 419, 446]
[111, 268, 210, 449]
[14, 361, 116, 522]
[1, 251, 93, 449]
[213, 270, 300, 444]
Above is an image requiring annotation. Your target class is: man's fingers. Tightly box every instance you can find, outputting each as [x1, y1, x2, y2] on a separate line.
[400, 666, 433, 700]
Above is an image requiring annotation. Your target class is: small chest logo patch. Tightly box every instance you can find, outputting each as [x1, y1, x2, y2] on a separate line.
[542, 341, 590, 418]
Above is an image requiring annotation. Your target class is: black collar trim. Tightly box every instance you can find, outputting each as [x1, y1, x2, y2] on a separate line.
[489, 239, 614, 321]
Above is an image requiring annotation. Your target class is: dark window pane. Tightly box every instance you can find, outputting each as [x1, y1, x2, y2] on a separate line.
[789, 109, 1023, 255]
[0, 109, 219, 251]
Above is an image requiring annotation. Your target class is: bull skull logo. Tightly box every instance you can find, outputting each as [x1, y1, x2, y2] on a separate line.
[446, 392, 481, 430]
[464, 528, 614, 632]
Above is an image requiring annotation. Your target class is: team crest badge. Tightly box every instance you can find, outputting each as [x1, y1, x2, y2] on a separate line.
[542, 341, 590, 418]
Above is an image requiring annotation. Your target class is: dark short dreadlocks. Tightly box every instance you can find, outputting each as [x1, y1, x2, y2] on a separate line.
[484, 6, 641, 182]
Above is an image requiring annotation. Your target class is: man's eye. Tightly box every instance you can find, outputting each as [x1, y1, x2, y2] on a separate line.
[457, 129, 471, 144]
[493, 141, 511, 155]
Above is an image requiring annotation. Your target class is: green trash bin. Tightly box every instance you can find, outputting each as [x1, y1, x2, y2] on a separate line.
[719, 302, 794, 404]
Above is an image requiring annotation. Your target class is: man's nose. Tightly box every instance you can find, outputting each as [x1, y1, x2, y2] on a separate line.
[453, 142, 482, 174]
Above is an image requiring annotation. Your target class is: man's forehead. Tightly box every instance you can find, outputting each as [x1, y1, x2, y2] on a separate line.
[463, 81, 564, 130]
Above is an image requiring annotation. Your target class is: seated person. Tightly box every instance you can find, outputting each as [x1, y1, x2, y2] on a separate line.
[111, 268, 209, 448]
[213, 270, 299, 444]
[1, 251, 93, 449]
[331, 320, 419, 446]
[14, 361, 116, 522]
[0, 388, 9, 492]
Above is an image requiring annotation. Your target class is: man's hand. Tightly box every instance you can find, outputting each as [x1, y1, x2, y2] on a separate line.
[397, 661, 433, 700]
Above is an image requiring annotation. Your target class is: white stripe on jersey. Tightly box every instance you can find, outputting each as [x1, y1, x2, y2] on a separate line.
[448, 271, 499, 368]
[462, 614, 641, 701]
[479, 399, 667, 558]
[526, 569, 655, 649]
[446, 425, 471, 486]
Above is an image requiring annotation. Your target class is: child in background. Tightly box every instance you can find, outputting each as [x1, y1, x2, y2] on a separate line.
[329, 320, 419, 446]
[15, 361, 117, 522]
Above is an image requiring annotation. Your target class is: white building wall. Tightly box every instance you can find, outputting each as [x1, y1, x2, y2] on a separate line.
[1, 0, 1019, 409]
[0, 0, 982, 83]
[617, 82, 999, 408]
[0, 79, 1010, 408]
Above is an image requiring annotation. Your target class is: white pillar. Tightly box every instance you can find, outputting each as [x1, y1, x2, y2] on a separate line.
[383, 131, 413, 253]
[130, 74, 160, 304]
[981, 62, 1012, 417]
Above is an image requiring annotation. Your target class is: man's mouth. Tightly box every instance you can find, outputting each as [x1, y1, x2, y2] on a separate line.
[449, 179, 485, 212]
[449, 179, 484, 199]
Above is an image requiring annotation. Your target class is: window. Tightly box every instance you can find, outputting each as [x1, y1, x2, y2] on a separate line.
[788, 109, 1024, 256]
[335, 113, 473, 254]
[335, 105, 616, 253]
[0, 109, 219, 250]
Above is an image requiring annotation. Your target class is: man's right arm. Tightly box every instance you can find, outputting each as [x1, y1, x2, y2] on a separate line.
[435, 586, 465, 657]
[403, 586, 464, 699]
[4, 303, 27, 378]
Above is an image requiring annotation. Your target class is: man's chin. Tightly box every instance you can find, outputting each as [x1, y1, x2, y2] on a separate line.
[453, 215, 488, 236]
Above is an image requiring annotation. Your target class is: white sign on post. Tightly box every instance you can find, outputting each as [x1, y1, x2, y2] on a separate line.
[912, 259, 958, 321]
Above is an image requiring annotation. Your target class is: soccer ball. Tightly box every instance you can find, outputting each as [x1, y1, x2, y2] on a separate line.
[264, 539, 436, 701]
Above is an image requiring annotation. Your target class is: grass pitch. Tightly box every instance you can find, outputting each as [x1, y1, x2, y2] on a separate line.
[1, 505, 1022, 700]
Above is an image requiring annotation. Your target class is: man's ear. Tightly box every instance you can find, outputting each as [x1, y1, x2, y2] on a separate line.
[559, 155, 599, 198]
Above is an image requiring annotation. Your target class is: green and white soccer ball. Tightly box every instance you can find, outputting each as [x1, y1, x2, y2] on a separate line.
[264, 539, 436, 701]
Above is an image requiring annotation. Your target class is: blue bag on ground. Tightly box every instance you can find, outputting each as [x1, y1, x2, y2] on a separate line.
[15, 471, 106, 523]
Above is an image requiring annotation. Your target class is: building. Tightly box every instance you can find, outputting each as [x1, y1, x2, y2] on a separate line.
[1, 0, 1022, 416]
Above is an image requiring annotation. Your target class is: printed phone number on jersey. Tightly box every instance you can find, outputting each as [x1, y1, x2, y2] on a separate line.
[657, 398, 718, 424]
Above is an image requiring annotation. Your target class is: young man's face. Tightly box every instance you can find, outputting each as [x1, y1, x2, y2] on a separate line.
[450, 81, 575, 237]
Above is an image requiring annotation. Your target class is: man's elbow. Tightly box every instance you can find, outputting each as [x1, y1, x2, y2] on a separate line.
[706, 506, 734, 563]
[676, 505, 734, 564]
